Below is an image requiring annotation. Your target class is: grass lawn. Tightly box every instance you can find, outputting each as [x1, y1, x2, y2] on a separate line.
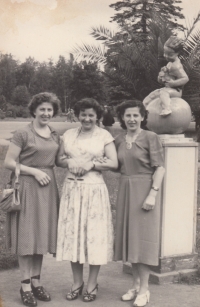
[0, 116, 68, 122]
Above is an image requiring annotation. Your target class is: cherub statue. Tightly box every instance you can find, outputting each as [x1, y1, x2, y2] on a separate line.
[143, 36, 189, 116]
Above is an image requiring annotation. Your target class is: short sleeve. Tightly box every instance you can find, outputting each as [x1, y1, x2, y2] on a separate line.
[148, 132, 164, 167]
[62, 128, 73, 142]
[114, 133, 124, 151]
[51, 130, 61, 145]
[102, 129, 114, 146]
[11, 130, 27, 149]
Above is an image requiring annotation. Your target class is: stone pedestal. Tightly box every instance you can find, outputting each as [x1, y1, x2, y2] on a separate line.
[123, 135, 198, 283]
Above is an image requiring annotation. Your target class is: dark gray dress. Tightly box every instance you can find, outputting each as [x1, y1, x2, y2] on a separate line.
[6, 123, 60, 255]
[114, 130, 164, 266]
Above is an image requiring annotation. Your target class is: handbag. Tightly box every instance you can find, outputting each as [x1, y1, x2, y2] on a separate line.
[0, 163, 21, 212]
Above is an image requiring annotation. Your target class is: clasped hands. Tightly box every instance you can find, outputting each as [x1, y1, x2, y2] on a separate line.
[67, 157, 92, 177]
[61, 153, 107, 177]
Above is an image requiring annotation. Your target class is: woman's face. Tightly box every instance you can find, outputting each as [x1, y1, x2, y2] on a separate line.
[34, 102, 54, 126]
[78, 108, 97, 131]
[122, 107, 144, 132]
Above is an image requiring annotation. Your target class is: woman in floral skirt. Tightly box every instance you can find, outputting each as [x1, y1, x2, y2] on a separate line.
[56, 98, 118, 302]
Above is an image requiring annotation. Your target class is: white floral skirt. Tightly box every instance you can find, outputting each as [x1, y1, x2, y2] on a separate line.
[56, 178, 114, 265]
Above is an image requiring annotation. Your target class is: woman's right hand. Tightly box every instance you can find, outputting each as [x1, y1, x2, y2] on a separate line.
[67, 158, 84, 176]
[33, 169, 51, 186]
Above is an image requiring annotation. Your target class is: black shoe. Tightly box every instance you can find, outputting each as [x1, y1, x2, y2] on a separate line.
[66, 282, 84, 301]
[83, 284, 98, 302]
[20, 287, 37, 307]
[31, 284, 51, 302]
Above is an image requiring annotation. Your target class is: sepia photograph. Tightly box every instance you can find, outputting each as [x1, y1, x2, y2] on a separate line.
[0, 0, 200, 306]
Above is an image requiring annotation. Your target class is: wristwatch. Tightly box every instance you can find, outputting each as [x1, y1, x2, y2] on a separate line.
[151, 186, 159, 191]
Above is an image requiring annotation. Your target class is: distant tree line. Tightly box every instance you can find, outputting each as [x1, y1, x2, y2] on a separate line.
[0, 53, 108, 118]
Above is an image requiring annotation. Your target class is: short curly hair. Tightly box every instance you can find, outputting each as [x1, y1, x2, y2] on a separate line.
[73, 98, 103, 120]
[28, 92, 61, 118]
[116, 99, 148, 130]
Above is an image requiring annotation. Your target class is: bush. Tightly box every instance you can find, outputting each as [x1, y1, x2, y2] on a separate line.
[6, 104, 30, 118]
[0, 110, 5, 119]
[21, 109, 30, 118]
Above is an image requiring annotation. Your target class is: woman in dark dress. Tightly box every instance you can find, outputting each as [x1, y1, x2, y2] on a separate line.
[4, 92, 60, 306]
[114, 100, 165, 307]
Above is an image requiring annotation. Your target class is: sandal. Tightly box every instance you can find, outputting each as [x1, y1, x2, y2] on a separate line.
[20, 287, 37, 307]
[133, 290, 150, 307]
[83, 284, 98, 302]
[121, 288, 139, 301]
[31, 275, 51, 302]
[66, 282, 84, 301]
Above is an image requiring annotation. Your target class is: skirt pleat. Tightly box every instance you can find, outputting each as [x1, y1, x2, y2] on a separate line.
[114, 175, 160, 266]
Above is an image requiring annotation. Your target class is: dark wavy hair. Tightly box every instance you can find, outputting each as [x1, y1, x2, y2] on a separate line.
[73, 98, 103, 120]
[28, 92, 61, 118]
[116, 99, 148, 130]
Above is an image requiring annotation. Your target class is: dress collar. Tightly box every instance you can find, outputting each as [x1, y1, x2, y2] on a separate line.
[29, 121, 57, 135]
[77, 125, 99, 137]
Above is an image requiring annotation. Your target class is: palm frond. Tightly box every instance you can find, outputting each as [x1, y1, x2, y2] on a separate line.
[73, 44, 107, 64]
[183, 13, 200, 56]
[90, 26, 116, 41]
[184, 12, 200, 39]
[183, 29, 200, 56]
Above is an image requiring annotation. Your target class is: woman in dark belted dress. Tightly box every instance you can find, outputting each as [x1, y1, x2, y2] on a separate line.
[114, 100, 165, 307]
[4, 92, 60, 307]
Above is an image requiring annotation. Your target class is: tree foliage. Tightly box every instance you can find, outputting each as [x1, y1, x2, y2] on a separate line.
[109, 0, 185, 33]
[0, 53, 107, 116]
[73, 13, 172, 103]
[71, 62, 107, 105]
[73, 7, 200, 113]
[0, 54, 17, 100]
[11, 85, 30, 106]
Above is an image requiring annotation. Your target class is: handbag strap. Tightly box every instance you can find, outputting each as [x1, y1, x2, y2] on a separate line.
[14, 163, 20, 184]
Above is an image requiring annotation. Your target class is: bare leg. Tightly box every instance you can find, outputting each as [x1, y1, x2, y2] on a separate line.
[18, 255, 33, 291]
[131, 263, 140, 290]
[87, 265, 100, 293]
[160, 88, 182, 116]
[31, 254, 43, 287]
[160, 90, 172, 116]
[71, 261, 84, 290]
[143, 89, 160, 108]
[137, 264, 150, 295]
[121, 264, 140, 301]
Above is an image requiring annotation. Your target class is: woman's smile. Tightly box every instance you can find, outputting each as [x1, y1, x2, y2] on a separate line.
[34, 102, 54, 126]
[122, 107, 144, 133]
[78, 108, 97, 131]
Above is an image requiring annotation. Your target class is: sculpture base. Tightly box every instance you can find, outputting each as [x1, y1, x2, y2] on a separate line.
[159, 134, 193, 143]
[123, 262, 198, 284]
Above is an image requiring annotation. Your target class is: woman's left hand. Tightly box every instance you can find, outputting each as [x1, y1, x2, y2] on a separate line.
[95, 156, 108, 163]
[142, 195, 156, 211]
[77, 161, 93, 176]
